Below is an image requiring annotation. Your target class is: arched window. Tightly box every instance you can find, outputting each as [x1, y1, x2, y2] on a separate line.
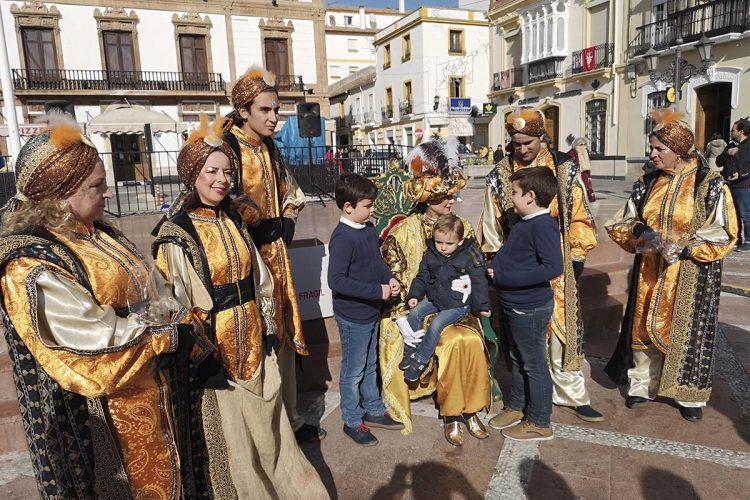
[585, 99, 606, 155]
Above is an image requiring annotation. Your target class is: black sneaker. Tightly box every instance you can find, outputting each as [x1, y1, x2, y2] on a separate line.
[295, 423, 326, 443]
[343, 423, 378, 446]
[404, 356, 427, 382]
[736, 243, 750, 253]
[557, 404, 604, 422]
[363, 411, 404, 430]
[399, 345, 417, 370]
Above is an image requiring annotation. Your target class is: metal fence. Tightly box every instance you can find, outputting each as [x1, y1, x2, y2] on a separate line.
[0, 144, 408, 217]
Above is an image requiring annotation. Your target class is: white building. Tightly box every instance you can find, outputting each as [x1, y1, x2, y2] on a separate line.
[370, 7, 491, 149]
[329, 65, 376, 146]
[324, 5, 403, 83]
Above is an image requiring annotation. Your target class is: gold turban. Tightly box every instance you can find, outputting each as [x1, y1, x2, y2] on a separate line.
[231, 66, 278, 111]
[177, 114, 239, 188]
[403, 136, 467, 204]
[649, 108, 695, 157]
[15, 121, 98, 202]
[505, 107, 546, 137]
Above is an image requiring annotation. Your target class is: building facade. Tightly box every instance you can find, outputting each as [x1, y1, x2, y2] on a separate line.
[328, 65, 376, 146]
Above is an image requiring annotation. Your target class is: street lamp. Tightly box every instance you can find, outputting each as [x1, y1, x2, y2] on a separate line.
[433, 95, 440, 111]
[695, 33, 714, 64]
[643, 47, 659, 73]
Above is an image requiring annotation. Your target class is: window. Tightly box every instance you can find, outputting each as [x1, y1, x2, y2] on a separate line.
[348, 38, 357, 52]
[179, 35, 208, 81]
[402, 34, 411, 61]
[331, 65, 342, 79]
[403, 81, 412, 103]
[349, 66, 358, 75]
[21, 28, 57, 78]
[585, 99, 606, 155]
[339, 102, 345, 117]
[265, 38, 289, 76]
[384, 87, 393, 118]
[449, 76, 464, 98]
[344, 15, 354, 26]
[383, 44, 391, 69]
[645, 91, 667, 154]
[449, 29, 464, 55]
[103, 31, 136, 77]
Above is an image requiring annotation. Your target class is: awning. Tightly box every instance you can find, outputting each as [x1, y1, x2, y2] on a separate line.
[87, 103, 183, 135]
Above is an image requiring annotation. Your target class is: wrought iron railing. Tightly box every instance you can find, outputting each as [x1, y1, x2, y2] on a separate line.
[572, 43, 615, 74]
[276, 74, 306, 93]
[363, 110, 374, 123]
[11, 68, 226, 92]
[493, 67, 525, 90]
[528, 57, 565, 84]
[399, 100, 413, 116]
[628, 0, 749, 58]
[381, 105, 394, 120]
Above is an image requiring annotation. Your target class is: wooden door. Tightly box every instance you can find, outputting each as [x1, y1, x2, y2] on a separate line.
[264, 38, 289, 76]
[110, 134, 146, 182]
[180, 35, 208, 85]
[544, 106, 559, 149]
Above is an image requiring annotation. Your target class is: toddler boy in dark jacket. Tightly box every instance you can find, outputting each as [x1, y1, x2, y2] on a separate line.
[401, 213, 491, 382]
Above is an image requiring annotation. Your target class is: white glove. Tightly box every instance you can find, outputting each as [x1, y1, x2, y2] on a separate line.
[396, 317, 425, 347]
[451, 274, 471, 303]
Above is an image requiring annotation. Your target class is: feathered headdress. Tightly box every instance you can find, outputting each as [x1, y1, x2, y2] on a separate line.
[177, 113, 239, 188]
[231, 65, 278, 110]
[649, 107, 695, 156]
[187, 113, 228, 148]
[403, 136, 466, 203]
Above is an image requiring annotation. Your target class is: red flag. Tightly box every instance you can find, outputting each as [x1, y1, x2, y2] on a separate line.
[582, 47, 597, 72]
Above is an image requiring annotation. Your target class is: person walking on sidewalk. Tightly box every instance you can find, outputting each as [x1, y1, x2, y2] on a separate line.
[328, 174, 405, 445]
[487, 166, 563, 441]
[605, 109, 738, 422]
[477, 107, 603, 423]
[717, 118, 750, 252]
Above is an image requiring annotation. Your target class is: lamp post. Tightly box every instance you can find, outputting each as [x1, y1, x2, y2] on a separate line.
[433, 95, 440, 111]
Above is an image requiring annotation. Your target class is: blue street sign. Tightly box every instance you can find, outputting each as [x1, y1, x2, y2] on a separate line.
[449, 98, 471, 113]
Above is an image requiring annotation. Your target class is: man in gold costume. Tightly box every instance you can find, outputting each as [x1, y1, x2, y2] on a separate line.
[224, 66, 325, 441]
[605, 110, 737, 422]
[380, 137, 491, 446]
[477, 108, 603, 423]
[0, 120, 206, 498]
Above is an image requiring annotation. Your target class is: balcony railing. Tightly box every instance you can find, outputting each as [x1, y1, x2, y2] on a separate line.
[629, 0, 749, 58]
[276, 74, 306, 93]
[12, 68, 225, 92]
[363, 110, 374, 123]
[492, 68, 524, 90]
[528, 57, 565, 84]
[381, 105, 393, 120]
[399, 100, 413, 116]
[572, 43, 614, 74]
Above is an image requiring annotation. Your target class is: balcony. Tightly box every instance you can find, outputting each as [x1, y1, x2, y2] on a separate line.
[572, 43, 614, 74]
[276, 74, 306, 93]
[399, 100, 413, 116]
[381, 105, 393, 120]
[528, 57, 565, 84]
[12, 68, 225, 92]
[629, 0, 750, 58]
[363, 110, 374, 123]
[492, 68, 524, 90]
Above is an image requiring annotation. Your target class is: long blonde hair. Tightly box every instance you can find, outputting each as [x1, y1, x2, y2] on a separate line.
[0, 198, 78, 236]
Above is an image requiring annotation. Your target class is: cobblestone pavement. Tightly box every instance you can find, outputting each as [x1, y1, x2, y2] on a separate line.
[1, 177, 748, 499]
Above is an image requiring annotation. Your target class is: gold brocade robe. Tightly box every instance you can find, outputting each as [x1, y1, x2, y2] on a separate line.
[0, 222, 183, 499]
[380, 214, 491, 434]
[155, 206, 274, 381]
[477, 146, 597, 370]
[606, 162, 738, 352]
[231, 126, 307, 354]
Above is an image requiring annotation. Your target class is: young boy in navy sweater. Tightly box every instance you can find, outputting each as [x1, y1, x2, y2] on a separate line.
[328, 174, 404, 445]
[487, 167, 563, 441]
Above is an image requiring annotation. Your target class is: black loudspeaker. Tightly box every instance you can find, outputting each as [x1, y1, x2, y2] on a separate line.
[297, 102, 321, 138]
[45, 100, 76, 120]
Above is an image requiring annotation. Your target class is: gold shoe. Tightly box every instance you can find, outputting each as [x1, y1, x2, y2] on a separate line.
[444, 421, 464, 446]
[464, 414, 489, 439]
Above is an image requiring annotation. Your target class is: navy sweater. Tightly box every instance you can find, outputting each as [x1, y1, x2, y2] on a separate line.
[328, 220, 394, 323]
[490, 212, 563, 308]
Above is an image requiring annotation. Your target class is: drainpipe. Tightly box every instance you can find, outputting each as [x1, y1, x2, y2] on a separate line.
[0, 8, 21, 161]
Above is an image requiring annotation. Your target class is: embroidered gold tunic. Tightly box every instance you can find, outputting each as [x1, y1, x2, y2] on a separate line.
[230, 126, 307, 354]
[1, 222, 182, 500]
[380, 214, 490, 433]
[477, 146, 597, 369]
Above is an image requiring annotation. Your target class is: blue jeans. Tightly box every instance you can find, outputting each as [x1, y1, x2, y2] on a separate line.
[407, 299, 470, 364]
[502, 300, 555, 427]
[335, 316, 386, 428]
[731, 187, 750, 244]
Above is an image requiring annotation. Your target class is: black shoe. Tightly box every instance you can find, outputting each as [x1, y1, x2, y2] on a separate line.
[735, 243, 750, 253]
[364, 411, 405, 430]
[625, 396, 650, 409]
[343, 423, 378, 446]
[399, 345, 417, 371]
[557, 404, 604, 422]
[295, 423, 327, 443]
[404, 356, 427, 382]
[679, 406, 703, 422]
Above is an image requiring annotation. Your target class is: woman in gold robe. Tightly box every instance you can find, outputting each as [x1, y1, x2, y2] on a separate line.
[0, 120, 202, 499]
[380, 137, 491, 446]
[153, 116, 328, 499]
[605, 110, 737, 422]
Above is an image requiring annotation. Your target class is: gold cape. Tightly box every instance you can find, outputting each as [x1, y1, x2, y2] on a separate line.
[0, 221, 186, 499]
[380, 214, 491, 434]
[231, 126, 307, 354]
[476, 146, 597, 370]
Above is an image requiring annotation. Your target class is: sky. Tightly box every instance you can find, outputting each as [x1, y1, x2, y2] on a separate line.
[326, 1, 459, 10]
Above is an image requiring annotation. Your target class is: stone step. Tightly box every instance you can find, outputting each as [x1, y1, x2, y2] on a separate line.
[0, 399, 25, 455]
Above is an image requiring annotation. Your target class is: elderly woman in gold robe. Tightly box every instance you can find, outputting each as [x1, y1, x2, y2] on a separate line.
[153, 116, 328, 499]
[0, 120, 203, 498]
[380, 137, 491, 446]
[605, 110, 738, 422]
